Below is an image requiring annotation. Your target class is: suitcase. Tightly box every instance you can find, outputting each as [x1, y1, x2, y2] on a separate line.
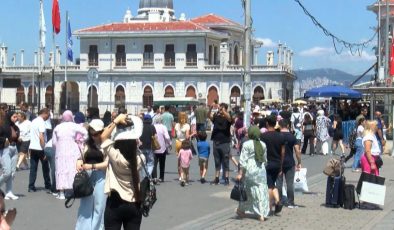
[343, 184, 356, 210]
[325, 176, 346, 207]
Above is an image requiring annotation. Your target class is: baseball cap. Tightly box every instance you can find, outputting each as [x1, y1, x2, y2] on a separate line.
[89, 119, 104, 132]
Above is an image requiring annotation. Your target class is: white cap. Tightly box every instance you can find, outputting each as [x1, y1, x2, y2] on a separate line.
[89, 119, 104, 132]
[113, 115, 143, 140]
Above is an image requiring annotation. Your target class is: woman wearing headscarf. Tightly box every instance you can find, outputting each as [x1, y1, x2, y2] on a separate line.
[100, 114, 145, 229]
[52, 110, 88, 200]
[236, 126, 269, 222]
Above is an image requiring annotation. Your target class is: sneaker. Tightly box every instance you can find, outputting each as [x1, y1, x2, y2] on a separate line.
[179, 177, 182, 181]
[210, 177, 219, 185]
[200, 178, 206, 184]
[5, 192, 19, 200]
[185, 182, 190, 186]
[51, 192, 59, 197]
[287, 205, 298, 209]
[224, 178, 230, 186]
[180, 181, 185, 187]
[56, 193, 65, 200]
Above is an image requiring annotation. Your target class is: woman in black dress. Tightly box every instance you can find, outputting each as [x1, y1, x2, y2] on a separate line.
[331, 115, 345, 155]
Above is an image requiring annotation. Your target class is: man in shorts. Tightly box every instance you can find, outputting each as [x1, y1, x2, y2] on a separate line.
[260, 115, 285, 215]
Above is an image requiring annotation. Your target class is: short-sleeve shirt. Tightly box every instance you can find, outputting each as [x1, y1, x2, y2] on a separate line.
[362, 133, 380, 156]
[175, 123, 190, 141]
[197, 140, 210, 159]
[281, 132, 297, 168]
[260, 131, 285, 169]
[211, 114, 232, 144]
[29, 116, 47, 150]
[161, 112, 174, 132]
[357, 125, 364, 139]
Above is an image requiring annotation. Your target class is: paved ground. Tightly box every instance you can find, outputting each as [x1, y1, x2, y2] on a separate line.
[4, 140, 394, 230]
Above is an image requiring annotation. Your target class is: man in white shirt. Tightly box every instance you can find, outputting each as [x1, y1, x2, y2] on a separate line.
[28, 108, 51, 192]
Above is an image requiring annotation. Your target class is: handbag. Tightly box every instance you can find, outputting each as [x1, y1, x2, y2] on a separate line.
[323, 158, 342, 177]
[294, 168, 309, 192]
[360, 182, 386, 206]
[65, 147, 94, 208]
[375, 156, 383, 168]
[151, 135, 161, 151]
[356, 172, 385, 195]
[138, 153, 157, 217]
[230, 181, 247, 202]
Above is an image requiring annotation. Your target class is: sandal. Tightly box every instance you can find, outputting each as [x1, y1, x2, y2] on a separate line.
[236, 208, 246, 218]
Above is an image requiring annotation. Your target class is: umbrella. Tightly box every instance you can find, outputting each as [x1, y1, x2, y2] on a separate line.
[293, 100, 307, 105]
[304, 85, 362, 99]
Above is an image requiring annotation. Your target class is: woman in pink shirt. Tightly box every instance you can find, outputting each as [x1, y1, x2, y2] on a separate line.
[178, 140, 193, 187]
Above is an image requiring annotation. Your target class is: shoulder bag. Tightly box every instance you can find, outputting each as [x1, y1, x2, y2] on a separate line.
[138, 153, 157, 217]
[65, 147, 94, 208]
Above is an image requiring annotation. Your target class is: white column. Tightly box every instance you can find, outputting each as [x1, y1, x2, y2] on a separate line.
[49, 52, 54, 67]
[282, 46, 287, 67]
[12, 53, 16, 66]
[34, 51, 38, 66]
[56, 46, 61, 66]
[277, 43, 282, 67]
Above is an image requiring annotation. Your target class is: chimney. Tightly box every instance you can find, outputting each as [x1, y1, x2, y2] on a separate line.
[282, 46, 287, 66]
[0, 44, 8, 67]
[49, 51, 54, 67]
[12, 53, 16, 66]
[20, 49, 24, 66]
[56, 46, 61, 66]
[277, 43, 282, 66]
[266, 51, 274, 66]
[34, 51, 38, 66]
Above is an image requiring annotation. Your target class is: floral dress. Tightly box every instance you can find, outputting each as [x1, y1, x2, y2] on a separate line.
[316, 116, 330, 142]
[238, 140, 270, 218]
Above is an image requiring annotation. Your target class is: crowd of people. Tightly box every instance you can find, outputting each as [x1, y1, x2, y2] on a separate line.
[0, 99, 389, 228]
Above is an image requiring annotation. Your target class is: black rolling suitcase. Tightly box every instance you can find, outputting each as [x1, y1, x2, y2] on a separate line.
[325, 175, 346, 207]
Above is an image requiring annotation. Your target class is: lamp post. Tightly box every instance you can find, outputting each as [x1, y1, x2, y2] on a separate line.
[243, 0, 252, 127]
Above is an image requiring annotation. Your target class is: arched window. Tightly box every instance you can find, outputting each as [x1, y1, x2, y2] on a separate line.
[253, 86, 265, 105]
[87, 85, 98, 108]
[16, 85, 25, 105]
[143, 86, 153, 108]
[28, 85, 37, 106]
[45, 86, 53, 107]
[115, 86, 126, 108]
[164, 86, 175, 98]
[207, 86, 219, 106]
[60, 82, 80, 112]
[230, 86, 241, 107]
[185, 86, 196, 98]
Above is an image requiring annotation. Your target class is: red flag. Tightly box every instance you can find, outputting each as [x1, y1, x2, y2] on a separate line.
[390, 39, 394, 76]
[52, 0, 61, 34]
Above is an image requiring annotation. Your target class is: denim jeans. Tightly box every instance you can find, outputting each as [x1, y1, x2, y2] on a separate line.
[352, 139, 364, 170]
[44, 147, 57, 192]
[29, 149, 51, 189]
[142, 149, 154, 176]
[276, 166, 296, 205]
[0, 145, 18, 193]
[75, 170, 106, 230]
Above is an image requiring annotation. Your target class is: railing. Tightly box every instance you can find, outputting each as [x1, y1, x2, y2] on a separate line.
[3, 65, 80, 72]
[342, 120, 356, 144]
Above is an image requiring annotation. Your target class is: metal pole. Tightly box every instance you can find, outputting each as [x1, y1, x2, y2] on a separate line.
[378, 1, 381, 76]
[90, 83, 93, 107]
[385, 0, 389, 82]
[391, 103, 394, 157]
[65, 11, 68, 110]
[243, 0, 252, 127]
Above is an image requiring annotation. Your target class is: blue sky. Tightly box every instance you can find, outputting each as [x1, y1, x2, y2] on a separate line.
[0, 0, 377, 75]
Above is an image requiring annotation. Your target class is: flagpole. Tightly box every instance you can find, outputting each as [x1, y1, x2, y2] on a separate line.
[38, 0, 43, 111]
[65, 11, 68, 110]
[52, 26, 56, 114]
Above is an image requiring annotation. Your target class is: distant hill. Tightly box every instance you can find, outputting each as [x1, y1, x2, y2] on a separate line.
[295, 68, 373, 85]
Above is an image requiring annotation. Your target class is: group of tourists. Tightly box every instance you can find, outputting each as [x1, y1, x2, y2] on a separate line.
[0, 98, 389, 228]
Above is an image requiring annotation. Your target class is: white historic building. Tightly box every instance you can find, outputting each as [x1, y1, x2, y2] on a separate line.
[0, 0, 295, 116]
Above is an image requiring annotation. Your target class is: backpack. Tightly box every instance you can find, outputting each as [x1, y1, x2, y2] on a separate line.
[292, 114, 301, 129]
[348, 128, 357, 150]
[138, 153, 157, 217]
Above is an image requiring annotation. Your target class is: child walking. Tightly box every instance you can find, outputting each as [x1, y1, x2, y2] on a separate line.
[197, 131, 210, 184]
[178, 140, 193, 187]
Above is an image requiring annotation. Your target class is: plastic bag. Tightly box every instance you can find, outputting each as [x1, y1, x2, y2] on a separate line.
[294, 168, 308, 192]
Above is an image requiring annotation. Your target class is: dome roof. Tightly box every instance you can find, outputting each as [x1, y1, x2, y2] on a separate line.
[139, 0, 173, 9]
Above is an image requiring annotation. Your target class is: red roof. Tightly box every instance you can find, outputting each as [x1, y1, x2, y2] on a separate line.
[191, 14, 241, 26]
[76, 21, 209, 33]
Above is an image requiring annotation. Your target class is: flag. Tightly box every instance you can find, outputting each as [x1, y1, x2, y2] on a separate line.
[67, 17, 73, 62]
[390, 39, 394, 76]
[52, 0, 61, 34]
[39, 0, 46, 48]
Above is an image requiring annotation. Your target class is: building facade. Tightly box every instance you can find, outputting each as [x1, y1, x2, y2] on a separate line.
[0, 0, 295, 116]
